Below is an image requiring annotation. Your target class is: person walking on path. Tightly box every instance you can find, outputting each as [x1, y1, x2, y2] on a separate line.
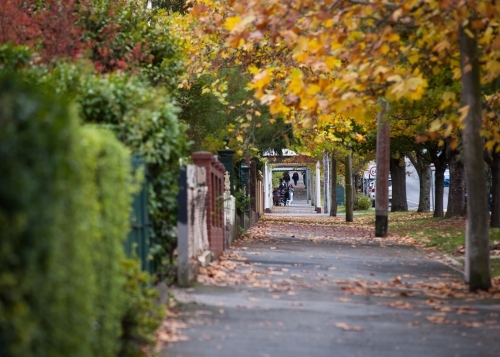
[278, 179, 287, 190]
[292, 172, 299, 186]
[287, 184, 294, 205]
[283, 171, 291, 185]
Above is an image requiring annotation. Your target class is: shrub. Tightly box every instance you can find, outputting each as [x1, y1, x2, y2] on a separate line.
[354, 193, 371, 211]
[119, 259, 164, 357]
[0, 71, 96, 357]
[74, 70, 190, 275]
[78, 127, 164, 356]
[2, 45, 191, 277]
[77, 126, 136, 357]
[0, 72, 154, 357]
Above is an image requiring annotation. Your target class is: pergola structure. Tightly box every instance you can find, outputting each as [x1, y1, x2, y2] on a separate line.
[261, 150, 324, 213]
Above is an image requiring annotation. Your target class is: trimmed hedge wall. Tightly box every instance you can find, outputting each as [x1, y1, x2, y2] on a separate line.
[0, 72, 160, 357]
[0, 72, 96, 357]
[78, 126, 133, 357]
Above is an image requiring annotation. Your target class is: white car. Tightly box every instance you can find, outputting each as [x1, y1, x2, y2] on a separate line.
[370, 180, 392, 207]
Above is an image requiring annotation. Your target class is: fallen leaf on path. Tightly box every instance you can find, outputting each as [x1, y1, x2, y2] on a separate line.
[386, 301, 415, 310]
[334, 322, 364, 332]
[334, 297, 352, 302]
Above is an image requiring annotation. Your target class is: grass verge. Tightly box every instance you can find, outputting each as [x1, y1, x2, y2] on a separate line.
[336, 204, 373, 217]
[387, 212, 500, 277]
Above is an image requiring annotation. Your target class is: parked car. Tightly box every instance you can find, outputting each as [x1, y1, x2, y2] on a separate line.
[370, 180, 392, 207]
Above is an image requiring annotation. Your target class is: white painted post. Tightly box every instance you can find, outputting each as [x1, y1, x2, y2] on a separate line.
[311, 171, 315, 206]
[264, 163, 271, 212]
[316, 161, 321, 212]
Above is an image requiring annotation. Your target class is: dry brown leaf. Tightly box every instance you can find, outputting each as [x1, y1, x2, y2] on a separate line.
[334, 322, 364, 332]
[386, 301, 415, 310]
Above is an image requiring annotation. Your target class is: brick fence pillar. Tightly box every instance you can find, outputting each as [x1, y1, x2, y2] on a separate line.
[192, 151, 225, 257]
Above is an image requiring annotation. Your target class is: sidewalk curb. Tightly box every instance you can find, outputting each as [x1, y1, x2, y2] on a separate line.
[415, 246, 465, 275]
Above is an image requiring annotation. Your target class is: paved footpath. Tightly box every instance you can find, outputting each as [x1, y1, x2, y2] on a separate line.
[164, 195, 500, 357]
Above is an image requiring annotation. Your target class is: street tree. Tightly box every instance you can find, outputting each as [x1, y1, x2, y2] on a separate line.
[188, 0, 500, 289]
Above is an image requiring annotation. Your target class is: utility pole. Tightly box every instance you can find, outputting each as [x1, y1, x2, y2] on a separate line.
[375, 101, 390, 237]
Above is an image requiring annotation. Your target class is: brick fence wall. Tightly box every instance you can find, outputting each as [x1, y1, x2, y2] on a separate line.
[192, 152, 225, 258]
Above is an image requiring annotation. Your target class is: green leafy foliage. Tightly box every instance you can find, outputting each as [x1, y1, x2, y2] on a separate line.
[75, 71, 190, 274]
[79, 0, 184, 91]
[78, 126, 136, 357]
[353, 194, 371, 211]
[119, 259, 164, 357]
[0, 71, 161, 357]
[0, 71, 96, 357]
[233, 188, 252, 213]
[179, 68, 294, 157]
[33, 63, 190, 274]
[2, 40, 190, 274]
[151, 0, 188, 14]
[0, 44, 32, 69]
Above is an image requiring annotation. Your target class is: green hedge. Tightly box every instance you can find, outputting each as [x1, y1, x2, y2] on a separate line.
[78, 126, 133, 357]
[79, 126, 164, 357]
[0, 72, 160, 357]
[1, 45, 190, 277]
[45, 66, 189, 275]
[0, 71, 96, 357]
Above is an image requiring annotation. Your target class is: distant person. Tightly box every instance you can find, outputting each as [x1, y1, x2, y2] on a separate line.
[273, 187, 281, 206]
[292, 172, 299, 186]
[283, 172, 291, 185]
[302, 172, 306, 188]
[287, 184, 294, 205]
[279, 179, 287, 190]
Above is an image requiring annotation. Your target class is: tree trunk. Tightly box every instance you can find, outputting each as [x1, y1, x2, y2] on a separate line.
[375, 101, 390, 237]
[489, 154, 500, 227]
[459, 22, 491, 291]
[354, 174, 360, 194]
[445, 147, 465, 218]
[418, 165, 431, 212]
[407, 152, 431, 212]
[429, 146, 447, 218]
[389, 156, 408, 212]
[345, 151, 353, 222]
[330, 154, 337, 216]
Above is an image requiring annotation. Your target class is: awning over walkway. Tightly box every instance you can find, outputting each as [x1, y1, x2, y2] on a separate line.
[264, 154, 318, 171]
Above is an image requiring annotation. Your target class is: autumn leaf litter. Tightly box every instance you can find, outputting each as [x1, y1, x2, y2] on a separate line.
[195, 214, 500, 330]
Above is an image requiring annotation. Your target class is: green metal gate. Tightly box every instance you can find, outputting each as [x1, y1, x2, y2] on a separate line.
[336, 185, 345, 206]
[125, 156, 153, 273]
